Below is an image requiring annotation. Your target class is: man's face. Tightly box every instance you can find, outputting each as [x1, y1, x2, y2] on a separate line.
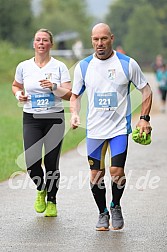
[91, 28, 114, 60]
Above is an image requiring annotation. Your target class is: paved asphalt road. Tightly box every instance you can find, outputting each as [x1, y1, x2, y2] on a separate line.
[0, 74, 167, 252]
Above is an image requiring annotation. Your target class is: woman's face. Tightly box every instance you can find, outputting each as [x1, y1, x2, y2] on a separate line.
[33, 31, 53, 54]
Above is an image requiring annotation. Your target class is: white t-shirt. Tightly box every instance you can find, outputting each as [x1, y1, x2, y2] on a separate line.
[15, 57, 71, 114]
[72, 51, 148, 139]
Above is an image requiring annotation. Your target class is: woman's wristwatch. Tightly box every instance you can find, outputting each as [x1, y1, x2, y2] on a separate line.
[51, 83, 57, 91]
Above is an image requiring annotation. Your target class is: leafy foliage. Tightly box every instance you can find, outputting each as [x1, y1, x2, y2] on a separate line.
[0, 41, 33, 83]
[123, 4, 163, 64]
[34, 0, 93, 48]
[105, 0, 167, 63]
[0, 0, 34, 47]
[0, 0, 93, 48]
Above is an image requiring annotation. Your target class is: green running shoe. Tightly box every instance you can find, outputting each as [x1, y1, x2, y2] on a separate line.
[34, 190, 46, 213]
[45, 202, 57, 217]
[96, 212, 110, 231]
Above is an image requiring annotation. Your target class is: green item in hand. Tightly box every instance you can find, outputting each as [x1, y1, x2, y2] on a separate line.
[132, 127, 151, 145]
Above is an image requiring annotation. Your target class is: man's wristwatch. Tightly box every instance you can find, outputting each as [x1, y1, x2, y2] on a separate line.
[51, 83, 57, 91]
[140, 115, 150, 122]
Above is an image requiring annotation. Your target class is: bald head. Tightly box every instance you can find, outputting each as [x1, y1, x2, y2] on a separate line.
[92, 23, 112, 37]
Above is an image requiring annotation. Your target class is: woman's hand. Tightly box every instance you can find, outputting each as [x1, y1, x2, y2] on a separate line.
[39, 79, 53, 90]
[15, 91, 28, 101]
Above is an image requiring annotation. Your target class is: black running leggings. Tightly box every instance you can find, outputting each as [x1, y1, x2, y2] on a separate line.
[23, 111, 65, 203]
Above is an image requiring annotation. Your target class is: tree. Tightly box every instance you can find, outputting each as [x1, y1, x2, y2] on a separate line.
[34, 0, 93, 48]
[105, 0, 142, 48]
[105, 0, 167, 62]
[123, 4, 163, 64]
[0, 0, 34, 47]
[147, 0, 167, 51]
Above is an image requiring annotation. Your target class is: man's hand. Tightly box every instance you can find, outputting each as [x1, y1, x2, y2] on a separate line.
[136, 119, 152, 137]
[70, 114, 80, 129]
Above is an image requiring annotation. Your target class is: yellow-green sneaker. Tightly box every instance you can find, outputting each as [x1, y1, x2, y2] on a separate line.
[34, 190, 46, 213]
[44, 201, 57, 217]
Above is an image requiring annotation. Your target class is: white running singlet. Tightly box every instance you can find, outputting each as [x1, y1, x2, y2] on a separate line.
[72, 51, 148, 139]
[15, 57, 71, 114]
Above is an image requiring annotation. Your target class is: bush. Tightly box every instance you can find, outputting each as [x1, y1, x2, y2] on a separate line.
[0, 41, 33, 84]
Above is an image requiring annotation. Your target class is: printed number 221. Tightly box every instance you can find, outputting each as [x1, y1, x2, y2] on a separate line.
[99, 98, 110, 106]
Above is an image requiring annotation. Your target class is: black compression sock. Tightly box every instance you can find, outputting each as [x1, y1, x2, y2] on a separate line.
[90, 180, 108, 214]
[111, 181, 126, 208]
